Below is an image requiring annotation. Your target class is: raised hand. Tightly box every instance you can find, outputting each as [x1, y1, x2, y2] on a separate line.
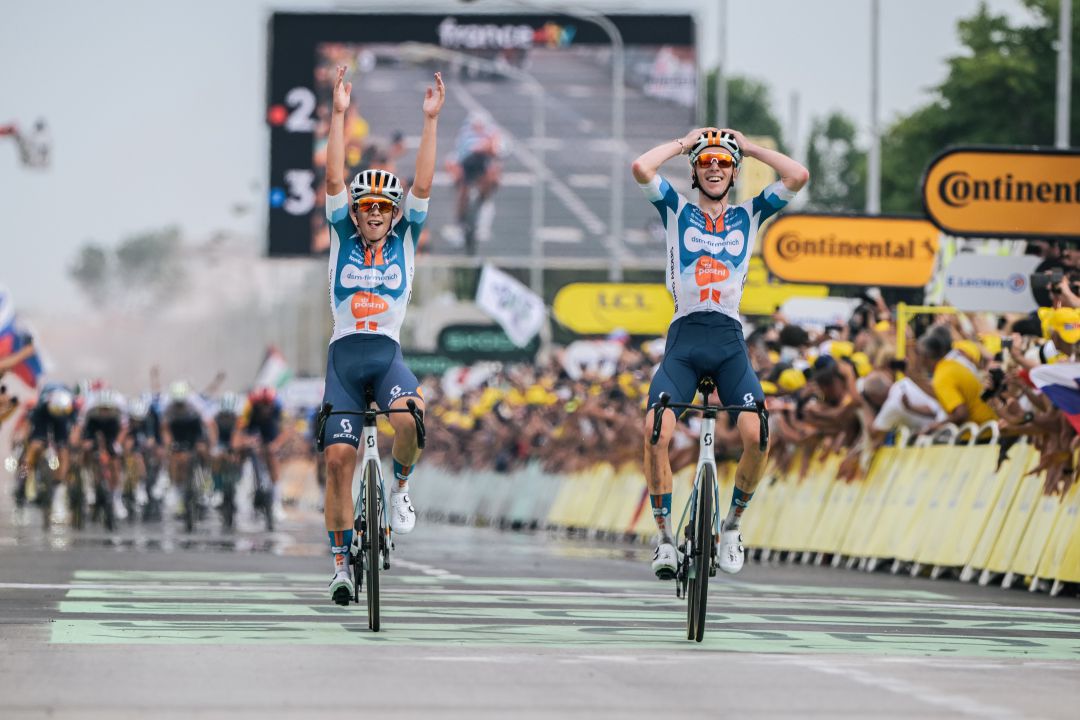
[422, 72, 445, 119]
[333, 65, 352, 113]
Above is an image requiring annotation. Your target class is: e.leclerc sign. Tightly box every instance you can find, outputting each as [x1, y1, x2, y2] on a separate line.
[923, 146, 1080, 239]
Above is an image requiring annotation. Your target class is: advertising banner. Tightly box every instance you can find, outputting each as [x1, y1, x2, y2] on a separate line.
[437, 324, 539, 362]
[762, 214, 940, 287]
[778, 297, 861, 330]
[552, 283, 673, 335]
[923, 146, 1080, 239]
[942, 254, 1040, 313]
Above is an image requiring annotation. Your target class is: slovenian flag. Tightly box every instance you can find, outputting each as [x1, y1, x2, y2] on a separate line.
[0, 286, 44, 388]
[1029, 362, 1080, 434]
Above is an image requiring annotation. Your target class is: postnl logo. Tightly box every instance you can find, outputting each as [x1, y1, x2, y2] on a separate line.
[351, 292, 390, 319]
[684, 227, 746, 257]
[341, 263, 402, 290]
[695, 257, 730, 287]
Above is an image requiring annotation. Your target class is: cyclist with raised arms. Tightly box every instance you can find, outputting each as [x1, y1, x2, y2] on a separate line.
[632, 127, 809, 579]
[321, 65, 444, 605]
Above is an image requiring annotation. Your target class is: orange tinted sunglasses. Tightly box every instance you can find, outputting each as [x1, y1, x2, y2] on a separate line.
[694, 152, 735, 169]
[354, 198, 396, 214]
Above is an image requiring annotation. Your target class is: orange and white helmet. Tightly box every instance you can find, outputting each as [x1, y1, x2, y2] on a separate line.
[688, 129, 743, 168]
[349, 169, 404, 206]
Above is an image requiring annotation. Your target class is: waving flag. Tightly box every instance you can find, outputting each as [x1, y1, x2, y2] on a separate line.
[1029, 362, 1080, 434]
[254, 346, 292, 389]
[0, 286, 44, 388]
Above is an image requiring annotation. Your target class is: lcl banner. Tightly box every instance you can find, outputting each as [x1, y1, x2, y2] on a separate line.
[943, 254, 1041, 314]
[762, 214, 940, 287]
[923, 146, 1080, 239]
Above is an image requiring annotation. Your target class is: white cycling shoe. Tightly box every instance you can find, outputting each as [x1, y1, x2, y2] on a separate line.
[329, 569, 354, 606]
[652, 541, 679, 580]
[390, 490, 416, 534]
[718, 528, 745, 574]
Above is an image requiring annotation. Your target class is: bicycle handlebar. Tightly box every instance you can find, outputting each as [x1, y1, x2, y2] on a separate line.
[649, 392, 769, 452]
[316, 400, 426, 451]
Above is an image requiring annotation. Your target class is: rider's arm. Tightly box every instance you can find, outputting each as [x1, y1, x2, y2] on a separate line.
[0, 343, 34, 374]
[412, 73, 445, 200]
[630, 127, 710, 184]
[326, 66, 350, 198]
[739, 136, 809, 192]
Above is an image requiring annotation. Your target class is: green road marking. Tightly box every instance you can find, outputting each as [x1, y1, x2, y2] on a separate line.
[54, 601, 1080, 636]
[48, 620, 1080, 659]
[58, 589, 1080, 624]
[71, 570, 951, 600]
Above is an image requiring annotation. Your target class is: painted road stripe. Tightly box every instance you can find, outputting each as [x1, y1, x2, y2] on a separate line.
[47, 620, 1080, 658]
[52, 601, 1080, 635]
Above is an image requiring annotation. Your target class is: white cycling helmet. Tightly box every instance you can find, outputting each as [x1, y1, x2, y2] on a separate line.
[688, 129, 743, 168]
[169, 381, 192, 403]
[349, 169, 404, 206]
[218, 392, 242, 415]
[47, 389, 74, 418]
[128, 396, 151, 420]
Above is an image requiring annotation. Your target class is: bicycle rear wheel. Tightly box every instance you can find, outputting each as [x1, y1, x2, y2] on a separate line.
[687, 465, 714, 642]
[364, 459, 381, 632]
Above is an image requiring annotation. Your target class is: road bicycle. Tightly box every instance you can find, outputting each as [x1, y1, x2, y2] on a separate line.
[316, 398, 425, 631]
[649, 379, 769, 642]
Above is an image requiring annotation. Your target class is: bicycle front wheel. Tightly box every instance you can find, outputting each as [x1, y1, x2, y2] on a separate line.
[687, 465, 714, 642]
[364, 459, 381, 632]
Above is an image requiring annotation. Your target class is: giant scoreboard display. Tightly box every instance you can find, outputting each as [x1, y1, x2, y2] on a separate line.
[266, 12, 696, 258]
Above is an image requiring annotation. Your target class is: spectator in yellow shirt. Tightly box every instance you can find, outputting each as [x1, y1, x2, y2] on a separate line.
[918, 328, 997, 426]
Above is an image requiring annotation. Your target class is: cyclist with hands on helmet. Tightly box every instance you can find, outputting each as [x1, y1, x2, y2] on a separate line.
[320, 65, 444, 605]
[631, 127, 809, 580]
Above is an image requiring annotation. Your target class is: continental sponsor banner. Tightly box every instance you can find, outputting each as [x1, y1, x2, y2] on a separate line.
[943, 254, 1040, 313]
[923, 146, 1080, 239]
[553, 283, 674, 335]
[762, 214, 940, 287]
[437, 324, 539, 362]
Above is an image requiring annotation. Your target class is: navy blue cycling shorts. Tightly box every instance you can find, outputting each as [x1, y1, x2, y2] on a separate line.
[648, 311, 763, 422]
[321, 333, 422, 448]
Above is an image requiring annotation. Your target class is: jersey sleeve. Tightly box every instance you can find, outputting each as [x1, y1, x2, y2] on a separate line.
[931, 365, 965, 415]
[325, 190, 355, 246]
[750, 180, 798, 224]
[638, 175, 682, 228]
[397, 191, 429, 249]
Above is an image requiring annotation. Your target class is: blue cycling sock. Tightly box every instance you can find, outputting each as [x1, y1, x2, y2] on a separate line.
[725, 487, 754, 530]
[650, 492, 673, 543]
[393, 459, 414, 491]
[328, 529, 353, 572]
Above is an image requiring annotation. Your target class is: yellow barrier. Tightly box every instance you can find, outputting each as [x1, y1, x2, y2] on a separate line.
[538, 434, 1076, 596]
[1008, 484, 1065, 580]
[1035, 481, 1080, 582]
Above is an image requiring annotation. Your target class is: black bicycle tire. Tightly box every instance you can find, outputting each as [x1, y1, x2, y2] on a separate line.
[365, 459, 381, 631]
[692, 466, 714, 642]
[184, 462, 196, 533]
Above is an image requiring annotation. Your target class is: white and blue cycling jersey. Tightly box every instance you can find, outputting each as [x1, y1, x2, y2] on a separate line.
[639, 175, 796, 326]
[325, 189, 429, 345]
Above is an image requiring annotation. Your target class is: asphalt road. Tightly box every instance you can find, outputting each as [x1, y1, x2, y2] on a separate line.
[3, 483, 1080, 720]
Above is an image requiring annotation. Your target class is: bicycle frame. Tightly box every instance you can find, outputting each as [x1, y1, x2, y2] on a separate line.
[676, 410, 721, 549]
[354, 418, 390, 546]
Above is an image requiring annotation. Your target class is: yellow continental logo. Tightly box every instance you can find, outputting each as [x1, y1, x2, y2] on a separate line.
[553, 284, 674, 335]
[923, 147, 1080, 238]
[762, 214, 939, 287]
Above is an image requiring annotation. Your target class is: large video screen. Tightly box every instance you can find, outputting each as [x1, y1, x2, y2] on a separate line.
[267, 13, 696, 260]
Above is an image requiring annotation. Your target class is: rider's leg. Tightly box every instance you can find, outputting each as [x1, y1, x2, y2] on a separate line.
[642, 408, 677, 543]
[725, 411, 769, 531]
[388, 396, 425, 491]
[324, 443, 358, 575]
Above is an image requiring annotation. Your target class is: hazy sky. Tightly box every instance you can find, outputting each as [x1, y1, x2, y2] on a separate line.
[1, 0, 1037, 311]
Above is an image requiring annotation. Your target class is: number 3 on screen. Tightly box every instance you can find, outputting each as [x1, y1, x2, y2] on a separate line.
[283, 170, 315, 215]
